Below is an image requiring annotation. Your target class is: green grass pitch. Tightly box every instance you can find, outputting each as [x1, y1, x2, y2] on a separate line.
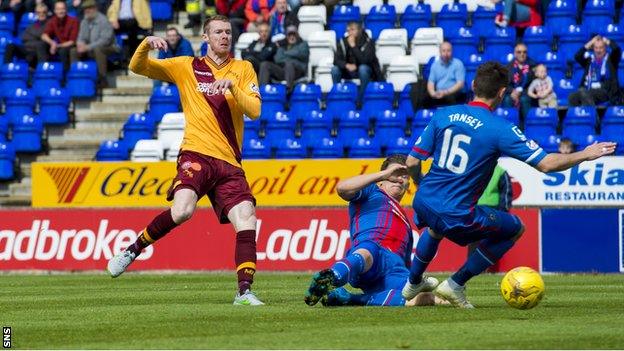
[1, 273, 623, 349]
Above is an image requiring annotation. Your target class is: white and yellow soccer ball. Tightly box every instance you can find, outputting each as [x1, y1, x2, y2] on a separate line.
[500, 266, 545, 310]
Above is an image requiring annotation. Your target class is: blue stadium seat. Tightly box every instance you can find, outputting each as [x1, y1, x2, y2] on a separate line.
[494, 107, 520, 126]
[301, 110, 332, 145]
[347, 137, 382, 158]
[603, 105, 624, 121]
[18, 12, 36, 34]
[0, 62, 28, 97]
[32, 62, 63, 97]
[0, 115, 7, 141]
[310, 137, 344, 158]
[149, 85, 180, 123]
[525, 108, 559, 142]
[289, 83, 321, 119]
[338, 110, 369, 140]
[122, 113, 154, 151]
[536, 51, 565, 82]
[150, 0, 174, 21]
[472, 4, 502, 31]
[12, 115, 43, 152]
[0, 37, 12, 60]
[375, 109, 407, 145]
[244, 115, 262, 136]
[601, 107, 624, 152]
[386, 136, 411, 155]
[446, 27, 479, 63]
[397, 84, 414, 118]
[0, 12, 14, 38]
[96, 140, 129, 161]
[365, 5, 396, 40]
[260, 83, 287, 119]
[537, 134, 561, 153]
[573, 133, 601, 149]
[557, 25, 589, 62]
[545, 0, 576, 35]
[412, 108, 434, 136]
[464, 54, 485, 75]
[422, 56, 436, 81]
[401, 3, 431, 39]
[483, 27, 516, 60]
[361, 82, 394, 120]
[582, 0, 614, 33]
[596, 23, 624, 45]
[66, 61, 97, 98]
[436, 2, 467, 35]
[523, 26, 553, 54]
[274, 138, 306, 159]
[554, 78, 576, 107]
[325, 82, 358, 120]
[5, 88, 35, 125]
[329, 5, 361, 38]
[265, 111, 296, 141]
[562, 106, 597, 141]
[39, 88, 70, 125]
[0, 141, 15, 180]
[243, 138, 271, 159]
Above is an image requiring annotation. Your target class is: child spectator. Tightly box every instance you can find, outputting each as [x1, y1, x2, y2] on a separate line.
[558, 138, 575, 154]
[527, 63, 557, 108]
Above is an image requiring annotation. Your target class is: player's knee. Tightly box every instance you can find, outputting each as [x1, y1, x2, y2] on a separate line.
[428, 229, 444, 240]
[229, 201, 256, 231]
[171, 202, 195, 223]
[511, 223, 525, 242]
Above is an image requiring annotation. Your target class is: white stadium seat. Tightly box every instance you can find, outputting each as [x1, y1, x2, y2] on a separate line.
[461, 0, 481, 12]
[131, 139, 164, 162]
[424, 0, 452, 13]
[314, 56, 335, 93]
[375, 28, 408, 67]
[307, 30, 336, 80]
[297, 5, 326, 41]
[387, 55, 418, 92]
[166, 139, 182, 161]
[411, 27, 444, 64]
[157, 112, 185, 150]
[354, 0, 383, 15]
[234, 32, 260, 60]
[388, 0, 412, 14]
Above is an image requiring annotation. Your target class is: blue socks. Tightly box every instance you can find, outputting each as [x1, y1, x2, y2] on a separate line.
[331, 252, 365, 287]
[451, 238, 515, 286]
[409, 229, 441, 284]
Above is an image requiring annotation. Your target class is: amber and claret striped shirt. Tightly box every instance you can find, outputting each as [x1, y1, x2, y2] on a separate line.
[129, 39, 262, 168]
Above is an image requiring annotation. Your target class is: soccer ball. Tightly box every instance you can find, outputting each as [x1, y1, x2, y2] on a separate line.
[500, 266, 545, 310]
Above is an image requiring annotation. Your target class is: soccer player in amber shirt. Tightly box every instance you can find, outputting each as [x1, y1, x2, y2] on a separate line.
[107, 15, 264, 306]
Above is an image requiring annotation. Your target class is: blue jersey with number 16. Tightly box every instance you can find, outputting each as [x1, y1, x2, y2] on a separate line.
[409, 102, 547, 217]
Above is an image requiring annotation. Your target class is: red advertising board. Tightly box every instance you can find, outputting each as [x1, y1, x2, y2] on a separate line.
[0, 208, 539, 272]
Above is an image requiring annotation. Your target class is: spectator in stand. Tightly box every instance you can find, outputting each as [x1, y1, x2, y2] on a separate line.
[183, 0, 216, 32]
[494, 0, 542, 33]
[527, 63, 557, 108]
[502, 43, 535, 119]
[215, 0, 246, 45]
[568, 35, 622, 107]
[331, 21, 382, 102]
[107, 0, 152, 62]
[268, 0, 298, 42]
[558, 138, 575, 154]
[41, 0, 79, 72]
[3, 3, 49, 68]
[259, 24, 308, 94]
[73, 0, 118, 88]
[241, 22, 276, 73]
[245, 0, 273, 33]
[159, 27, 194, 59]
[424, 41, 466, 107]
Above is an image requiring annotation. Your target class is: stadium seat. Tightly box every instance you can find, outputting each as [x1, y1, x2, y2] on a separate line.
[596, 23, 624, 45]
[461, 0, 482, 12]
[149, 85, 180, 123]
[12, 115, 43, 152]
[0, 115, 7, 141]
[310, 137, 344, 158]
[165, 139, 182, 161]
[32, 62, 63, 97]
[424, 0, 451, 13]
[397, 84, 415, 118]
[95, 140, 129, 161]
[307, 30, 336, 80]
[401, 3, 432, 39]
[557, 25, 589, 62]
[289, 83, 321, 119]
[536, 51, 566, 82]
[243, 138, 271, 159]
[375, 28, 408, 67]
[388, 0, 412, 14]
[361, 82, 394, 120]
[18, 12, 37, 34]
[545, 0, 576, 35]
[386, 55, 418, 92]
[338, 110, 369, 140]
[130, 139, 164, 162]
[0, 141, 15, 180]
[297, 5, 327, 41]
[446, 27, 479, 63]
[301, 110, 332, 145]
[582, 0, 614, 33]
[0, 37, 12, 60]
[66, 61, 97, 98]
[554, 78, 576, 107]
[435, 2, 467, 34]
[314, 56, 335, 93]
[39, 88, 70, 125]
[375, 110, 407, 145]
[260, 83, 287, 119]
[5, 88, 35, 126]
[265, 111, 296, 141]
[562, 106, 597, 141]
[0, 62, 28, 97]
[150, 0, 174, 21]
[325, 82, 358, 119]
[412, 108, 435, 136]
[234, 32, 260, 59]
[411, 27, 444, 64]
[157, 112, 185, 150]
[0, 12, 14, 38]
[244, 116, 261, 140]
[525, 108, 559, 142]
[354, 0, 383, 15]
[494, 107, 520, 126]
[573, 133, 602, 149]
[386, 136, 412, 155]
[122, 113, 155, 151]
[274, 138, 306, 159]
[483, 27, 516, 60]
[347, 137, 382, 158]
[365, 4, 396, 40]
[601, 107, 624, 152]
[329, 5, 361, 38]
[540, 134, 562, 153]
[472, 4, 501, 31]
[523, 26, 553, 55]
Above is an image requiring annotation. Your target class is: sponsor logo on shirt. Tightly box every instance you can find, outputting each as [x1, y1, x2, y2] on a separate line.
[512, 126, 527, 141]
[526, 140, 539, 150]
[196, 82, 223, 95]
[194, 70, 213, 76]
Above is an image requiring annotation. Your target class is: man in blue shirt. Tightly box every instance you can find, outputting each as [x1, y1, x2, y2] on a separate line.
[403, 61, 617, 308]
[425, 41, 466, 108]
[158, 27, 194, 59]
[304, 155, 439, 307]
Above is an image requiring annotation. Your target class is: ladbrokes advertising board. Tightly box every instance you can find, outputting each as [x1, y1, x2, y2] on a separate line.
[32, 159, 432, 208]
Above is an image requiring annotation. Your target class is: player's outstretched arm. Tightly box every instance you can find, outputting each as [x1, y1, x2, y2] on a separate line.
[535, 141, 617, 173]
[129, 36, 177, 83]
[336, 164, 407, 201]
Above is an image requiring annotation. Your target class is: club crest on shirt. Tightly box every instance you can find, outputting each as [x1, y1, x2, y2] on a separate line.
[249, 82, 259, 94]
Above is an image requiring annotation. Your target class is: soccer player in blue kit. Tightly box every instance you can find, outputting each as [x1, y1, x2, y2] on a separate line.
[402, 61, 617, 308]
[304, 155, 440, 307]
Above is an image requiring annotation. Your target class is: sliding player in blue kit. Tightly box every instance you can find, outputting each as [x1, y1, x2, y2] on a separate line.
[403, 61, 617, 308]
